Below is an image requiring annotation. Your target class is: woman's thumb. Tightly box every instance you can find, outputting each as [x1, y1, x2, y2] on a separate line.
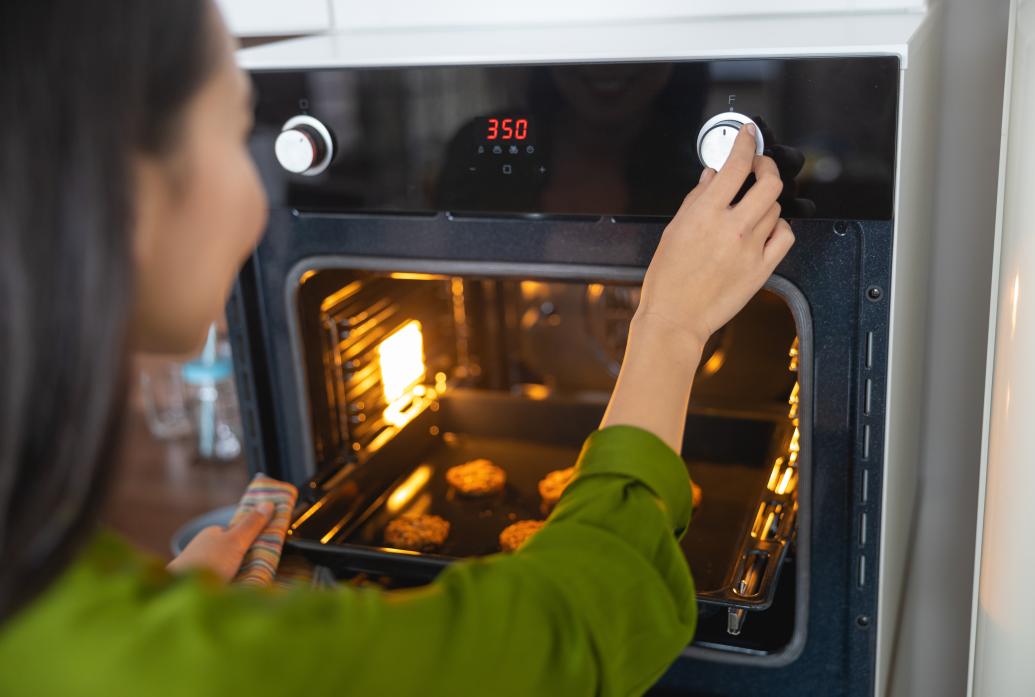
[230, 501, 274, 544]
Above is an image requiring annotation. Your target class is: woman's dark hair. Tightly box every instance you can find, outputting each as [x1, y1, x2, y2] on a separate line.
[0, 0, 219, 620]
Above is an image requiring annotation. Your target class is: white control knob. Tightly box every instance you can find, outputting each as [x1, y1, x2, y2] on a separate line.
[696, 112, 765, 171]
[275, 115, 334, 176]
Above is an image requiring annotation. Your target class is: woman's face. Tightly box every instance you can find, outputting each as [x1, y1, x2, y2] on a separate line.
[131, 12, 266, 354]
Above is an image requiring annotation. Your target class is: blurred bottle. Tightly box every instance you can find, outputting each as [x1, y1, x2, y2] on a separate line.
[181, 324, 243, 461]
[139, 359, 192, 440]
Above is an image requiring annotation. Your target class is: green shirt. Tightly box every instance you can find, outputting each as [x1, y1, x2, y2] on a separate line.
[0, 425, 696, 696]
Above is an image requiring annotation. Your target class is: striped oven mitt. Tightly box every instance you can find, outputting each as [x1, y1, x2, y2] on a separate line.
[229, 473, 307, 587]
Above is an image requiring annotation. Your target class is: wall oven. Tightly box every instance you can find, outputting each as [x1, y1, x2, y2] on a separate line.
[231, 13, 938, 696]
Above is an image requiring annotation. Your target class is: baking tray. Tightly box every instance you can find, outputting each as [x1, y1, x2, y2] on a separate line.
[287, 388, 795, 610]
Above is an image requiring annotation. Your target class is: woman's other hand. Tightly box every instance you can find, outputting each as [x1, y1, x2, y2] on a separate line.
[637, 124, 794, 351]
[166, 502, 273, 582]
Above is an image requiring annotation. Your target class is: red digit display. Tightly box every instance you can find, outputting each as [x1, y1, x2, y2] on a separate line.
[486, 117, 530, 140]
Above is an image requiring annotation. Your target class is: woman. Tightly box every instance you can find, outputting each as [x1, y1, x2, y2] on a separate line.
[0, 2, 793, 695]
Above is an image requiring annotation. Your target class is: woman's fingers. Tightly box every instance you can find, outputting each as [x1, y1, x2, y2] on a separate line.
[227, 502, 274, 548]
[167, 501, 275, 582]
[735, 155, 783, 228]
[752, 202, 782, 242]
[678, 167, 717, 212]
[762, 219, 795, 270]
[699, 166, 716, 190]
[702, 126, 758, 206]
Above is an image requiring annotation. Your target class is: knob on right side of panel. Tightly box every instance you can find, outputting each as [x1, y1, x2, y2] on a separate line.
[696, 112, 765, 171]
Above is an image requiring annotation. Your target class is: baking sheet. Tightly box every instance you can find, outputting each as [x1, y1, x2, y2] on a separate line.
[291, 392, 785, 599]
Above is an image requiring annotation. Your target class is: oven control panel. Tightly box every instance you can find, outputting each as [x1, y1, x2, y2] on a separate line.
[252, 57, 899, 219]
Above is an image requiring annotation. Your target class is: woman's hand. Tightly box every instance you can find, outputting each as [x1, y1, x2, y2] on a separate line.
[636, 124, 794, 352]
[601, 125, 793, 452]
[166, 502, 273, 582]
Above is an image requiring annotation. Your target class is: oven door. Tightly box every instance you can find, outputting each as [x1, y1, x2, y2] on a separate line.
[227, 211, 890, 695]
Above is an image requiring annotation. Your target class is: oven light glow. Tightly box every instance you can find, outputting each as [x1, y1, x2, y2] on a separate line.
[378, 320, 426, 403]
[320, 280, 364, 313]
[787, 382, 800, 420]
[387, 465, 433, 514]
[382, 400, 409, 428]
[751, 503, 767, 538]
[701, 348, 726, 376]
[739, 555, 765, 595]
[760, 511, 778, 540]
[585, 283, 604, 302]
[775, 467, 796, 495]
[522, 383, 551, 400]
[766, 458, 783, 490]
[389, 272, 440, 281]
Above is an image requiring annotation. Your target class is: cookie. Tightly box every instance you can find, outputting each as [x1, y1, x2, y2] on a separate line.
[499, 520, 546, 552]
[384, 513, 450, 552]
[445, 459, 507, 497]
[538, 466, 577, 508]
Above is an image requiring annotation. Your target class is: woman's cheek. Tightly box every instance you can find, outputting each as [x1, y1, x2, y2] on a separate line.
[170, 156, 257, 351]
[136, 145, 266, 354]
[213, 148, 266, 285]
[203, 154, 266, 338]
[240, 155, 268, 257]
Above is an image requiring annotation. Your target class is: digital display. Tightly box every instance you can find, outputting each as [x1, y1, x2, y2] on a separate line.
[485, 117, 529, 141]
[475, 115, 540, 163]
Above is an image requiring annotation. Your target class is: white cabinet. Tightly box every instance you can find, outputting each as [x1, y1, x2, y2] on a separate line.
[216, 0, 331, 37]
[215, 0, 925, 38]
[330, 0, 925, 31]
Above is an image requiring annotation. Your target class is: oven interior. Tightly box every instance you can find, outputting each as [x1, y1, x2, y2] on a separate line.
[288, 268, 804, 655]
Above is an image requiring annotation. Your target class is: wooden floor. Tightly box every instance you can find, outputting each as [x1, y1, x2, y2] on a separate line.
[101, 406, 251, 560]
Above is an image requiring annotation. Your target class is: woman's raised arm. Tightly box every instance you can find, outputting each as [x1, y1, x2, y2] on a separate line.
[602, 125, 793, 451]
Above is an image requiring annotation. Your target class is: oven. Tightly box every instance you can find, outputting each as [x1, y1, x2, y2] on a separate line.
[230, 14, 938, 696]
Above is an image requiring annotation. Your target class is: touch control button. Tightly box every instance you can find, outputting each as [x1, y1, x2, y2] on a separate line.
[696, 112, 765, 171]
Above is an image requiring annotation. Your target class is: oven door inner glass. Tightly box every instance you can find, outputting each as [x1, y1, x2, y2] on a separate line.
[289, 270, 803, 649]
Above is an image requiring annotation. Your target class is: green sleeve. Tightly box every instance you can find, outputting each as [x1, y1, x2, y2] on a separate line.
[0, 425, 696, 697]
